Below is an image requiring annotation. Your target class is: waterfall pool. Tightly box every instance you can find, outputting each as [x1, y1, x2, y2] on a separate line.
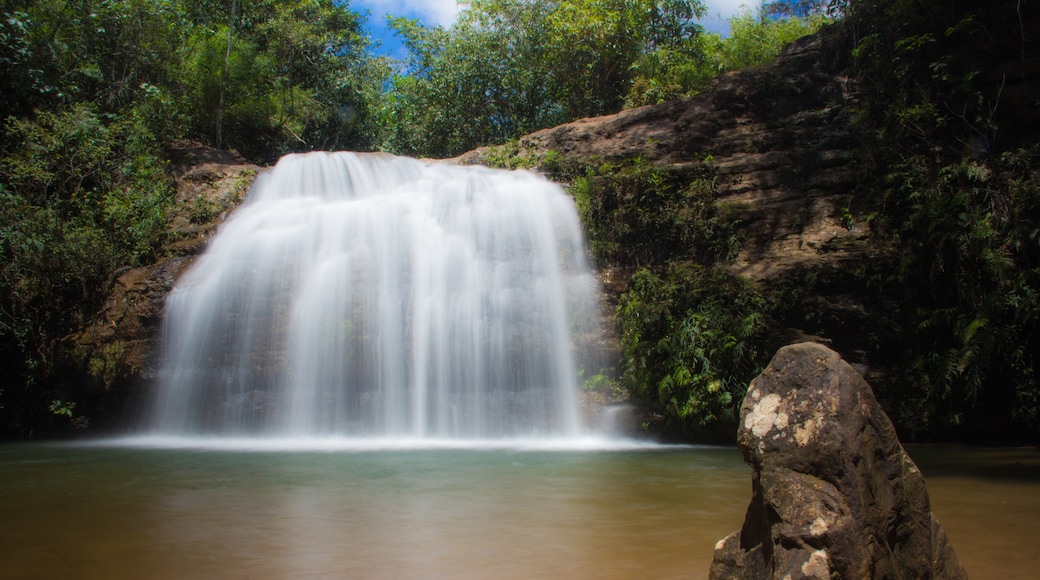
[1, 442, 1037, 578]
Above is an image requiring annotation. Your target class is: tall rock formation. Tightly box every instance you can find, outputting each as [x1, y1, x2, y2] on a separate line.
[709, 343, 966, 579]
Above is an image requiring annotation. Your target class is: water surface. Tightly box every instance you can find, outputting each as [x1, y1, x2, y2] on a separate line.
[1, 443, 1036, 578]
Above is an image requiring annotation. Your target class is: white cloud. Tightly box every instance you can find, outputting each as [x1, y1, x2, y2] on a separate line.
[353, 0, 758, 47]
[703, 0, 757, 20]
[353, 0, 461, 27]
[700, 0, 760, 35]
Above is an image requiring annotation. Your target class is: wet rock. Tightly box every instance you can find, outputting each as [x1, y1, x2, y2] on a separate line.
[709, 342, 966, 579]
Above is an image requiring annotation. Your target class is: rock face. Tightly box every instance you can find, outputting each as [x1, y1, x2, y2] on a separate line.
[709, 343, 966, 579]
[67, 144, 260, 423]
[458, 33, 874, 284]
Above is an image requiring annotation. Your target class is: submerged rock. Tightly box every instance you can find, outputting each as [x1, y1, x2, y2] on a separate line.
[710, 342, 966, 579]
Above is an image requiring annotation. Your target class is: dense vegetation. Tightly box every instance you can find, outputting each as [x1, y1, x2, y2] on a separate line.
[836, 0, 1040, 441]
[382, 1, 824, 157]
[1, 0, 1036, 442]
[0, 0, 386, 435]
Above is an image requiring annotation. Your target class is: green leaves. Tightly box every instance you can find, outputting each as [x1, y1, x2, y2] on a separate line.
[380, 0, 708, 157]
[570, 159, 731, 268]
[618, 263, 772, 438]
[0, 102, 174, 434]
[626, 7, 826, 107]
[837, 0, 1040, 441]
[894, 153, 1040, 439]
[49, 399, 76, 417]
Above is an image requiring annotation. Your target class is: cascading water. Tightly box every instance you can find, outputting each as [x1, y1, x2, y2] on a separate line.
[149, 152, 602, 440]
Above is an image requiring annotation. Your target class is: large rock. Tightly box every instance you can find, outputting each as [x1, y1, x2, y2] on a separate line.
[710, 343, 966, 579]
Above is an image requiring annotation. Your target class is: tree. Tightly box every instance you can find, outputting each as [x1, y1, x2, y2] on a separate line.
[176, 0, 386, 158]
[626, 7, 827, 107]
[762, 0, 836, 18]
[380, 0, 707, 157]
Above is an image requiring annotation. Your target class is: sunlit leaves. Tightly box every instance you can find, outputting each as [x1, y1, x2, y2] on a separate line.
[626, 8, 826, 107]
[381, 0, 707, 157]
[618, 263, 771, 437]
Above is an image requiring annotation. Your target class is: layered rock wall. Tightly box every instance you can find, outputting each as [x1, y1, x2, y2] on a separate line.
[459, 33, 874, 283]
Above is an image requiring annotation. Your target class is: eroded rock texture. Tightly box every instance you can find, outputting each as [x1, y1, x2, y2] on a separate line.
[67, 145, 259, 422]
[709, 343, 966, 579]
[457, 34, 874, 284]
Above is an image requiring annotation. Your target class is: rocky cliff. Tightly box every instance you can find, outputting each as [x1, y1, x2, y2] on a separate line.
[462, 33, 870, 274]
[70, 19, 1037, 439]
[459, 31, 886, 384]
[72, 31, 880, 432]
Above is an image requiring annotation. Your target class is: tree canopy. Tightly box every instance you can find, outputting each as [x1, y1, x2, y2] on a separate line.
[379, 0, 709, 157]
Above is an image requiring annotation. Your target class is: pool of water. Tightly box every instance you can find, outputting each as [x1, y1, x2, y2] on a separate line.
[1, 441, 1036, 578]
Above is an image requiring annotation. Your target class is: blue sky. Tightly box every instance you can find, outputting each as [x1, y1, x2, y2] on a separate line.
[351, 0, 758, 59]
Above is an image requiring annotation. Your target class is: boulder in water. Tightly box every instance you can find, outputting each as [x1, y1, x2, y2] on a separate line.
[709, 342, 966, 579]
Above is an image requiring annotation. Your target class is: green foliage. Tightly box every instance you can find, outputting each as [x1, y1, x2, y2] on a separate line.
[380, 2, 562, 157]
[377, 0, 825, 152]
[48, 399, 76, 417]
[618, 263, 772, 437]
[580, 370, 626, 406]
[874, 150, 1040, 440]
[626, 8, 827, 107]
[762, 1, 838, 19]
[0, 0, 387, 435]
[0, 104, 173, 436]
[189, 193, 219, 225]
[173, 0, 387, 158]
[0, 0, 385, 427]
[546, 0, 705, 118]
[839, 0, 1040, 441]
[2, 104, 172, 263]
[568, 156, 774, 437]
[0, 0, 184, 117]
[0, 0, 386, 160]
[570, 159, 735, 267]
[379, 0, 707, 157]
[87, 341, 129, 390]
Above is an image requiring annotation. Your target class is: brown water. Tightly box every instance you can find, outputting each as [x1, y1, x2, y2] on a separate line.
[1, 442, 1036, 579]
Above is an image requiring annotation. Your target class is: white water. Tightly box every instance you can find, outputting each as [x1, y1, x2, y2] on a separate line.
[150, 152, 602, 440]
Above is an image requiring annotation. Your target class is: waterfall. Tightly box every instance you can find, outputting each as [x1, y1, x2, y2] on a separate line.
[149, 152, 601, 439]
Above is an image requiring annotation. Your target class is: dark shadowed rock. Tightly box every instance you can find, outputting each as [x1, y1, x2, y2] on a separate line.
[709, 342, 966, 579]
